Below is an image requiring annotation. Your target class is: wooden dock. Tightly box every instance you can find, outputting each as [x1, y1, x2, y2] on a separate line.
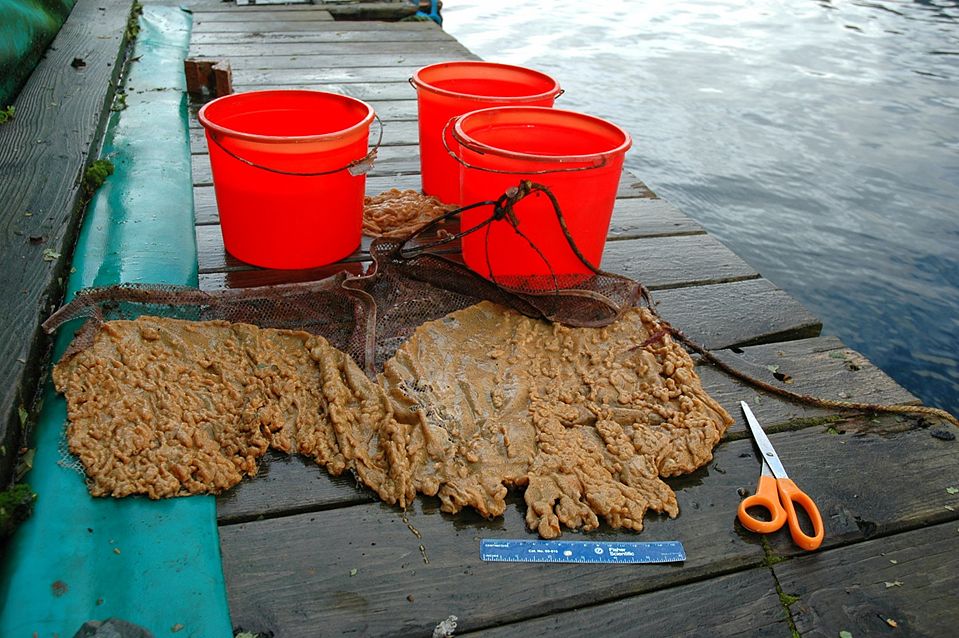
[184, 3, 959, 637]
[3, 0, 958, 635]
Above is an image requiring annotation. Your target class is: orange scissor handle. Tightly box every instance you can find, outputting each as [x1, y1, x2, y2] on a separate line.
[777, 478, 825, 551]
[738, 474, 788, 534]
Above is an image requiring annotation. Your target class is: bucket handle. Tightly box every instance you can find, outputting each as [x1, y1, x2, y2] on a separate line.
[408, 76, 565, 100]
[207, 113, 384, 177]
[441, 115, 608, 175]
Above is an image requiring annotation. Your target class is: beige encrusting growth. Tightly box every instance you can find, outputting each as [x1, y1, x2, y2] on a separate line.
[379, 302, 733, 537]
[362, 188, 457, 237]
[53, 302, 732, 538]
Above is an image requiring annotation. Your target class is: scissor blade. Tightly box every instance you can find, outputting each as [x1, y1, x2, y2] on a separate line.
[741, 401, 789, 479]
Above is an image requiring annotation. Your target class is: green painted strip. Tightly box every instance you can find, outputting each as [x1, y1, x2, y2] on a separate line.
[0, 6, 233, 637]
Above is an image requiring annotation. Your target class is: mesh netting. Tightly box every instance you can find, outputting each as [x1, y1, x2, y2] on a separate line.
[44, 181, 644, 377]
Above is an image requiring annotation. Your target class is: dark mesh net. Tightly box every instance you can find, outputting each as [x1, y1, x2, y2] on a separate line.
[45, 181, 645, 377]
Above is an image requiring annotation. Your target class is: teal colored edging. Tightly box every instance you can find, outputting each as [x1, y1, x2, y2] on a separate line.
[0, 6, 233, 638]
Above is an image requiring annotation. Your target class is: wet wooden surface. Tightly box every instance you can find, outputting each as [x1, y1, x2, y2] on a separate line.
[185, 3, 959, 636]
[0, 0, 134, 485]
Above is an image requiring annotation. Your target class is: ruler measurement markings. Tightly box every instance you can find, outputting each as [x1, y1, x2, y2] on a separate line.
[479, 539, 686, 564]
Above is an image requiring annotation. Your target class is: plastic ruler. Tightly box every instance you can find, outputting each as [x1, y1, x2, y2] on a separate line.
[479, 538, 686, 564]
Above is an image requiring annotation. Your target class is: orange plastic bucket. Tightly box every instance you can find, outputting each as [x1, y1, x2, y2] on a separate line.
[410, 61, 562, 205]
[452, 106, 632, 282]
[198, 90, 375, 269]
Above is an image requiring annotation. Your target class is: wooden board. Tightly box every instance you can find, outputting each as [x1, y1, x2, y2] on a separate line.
[191, 40, 474, 59]
[465, 567, 792, 638]
[191, 27, 454, 42]
[602, 234, 758, 288]
[698, 335, 922, 435]
[652, 278, 822, 349]
[0, 0, 133, 483]
[217, 414, 957, 636]
[194, 226, 755, 283]
[774, 521, 959, 638]
[189, 40, 474, 61]
[220, 434, 768, 636]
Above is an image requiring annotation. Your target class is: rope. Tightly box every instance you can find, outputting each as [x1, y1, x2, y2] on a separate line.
[411, 181, 959, 429]
[657, 313, 959, 429]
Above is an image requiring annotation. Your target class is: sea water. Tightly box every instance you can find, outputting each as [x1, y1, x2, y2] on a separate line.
[444, 0, 959, 418]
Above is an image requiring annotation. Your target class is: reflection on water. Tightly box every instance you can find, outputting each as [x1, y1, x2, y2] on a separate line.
[444, 0, 959, 417]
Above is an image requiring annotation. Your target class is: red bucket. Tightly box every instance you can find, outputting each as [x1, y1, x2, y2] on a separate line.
[410, 61, 562, 205]
[198, 90, 375, 270]
[452, 106, 632, 282]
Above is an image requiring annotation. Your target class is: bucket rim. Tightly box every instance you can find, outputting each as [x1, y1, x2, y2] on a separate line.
[197, 89, 375, 144]
[411, 61, 562, 104]
[451, 105, 632, 165]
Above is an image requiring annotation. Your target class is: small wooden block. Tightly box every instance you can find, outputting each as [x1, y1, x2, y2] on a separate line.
[184, 58, 233, 97]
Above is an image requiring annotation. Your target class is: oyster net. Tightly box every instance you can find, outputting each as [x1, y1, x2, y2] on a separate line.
[45, 182, 645, 377]
[44, 182, 739, 538]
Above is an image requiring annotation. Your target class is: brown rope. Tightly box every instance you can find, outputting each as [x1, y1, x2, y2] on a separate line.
[650, 305, 959, 429]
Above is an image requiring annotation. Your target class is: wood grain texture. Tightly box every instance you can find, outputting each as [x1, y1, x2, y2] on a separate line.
[698, 335, 921, 435]
[602, 234, 759, 289]
[727, 421, 959, 556]
[191, 26, 455, 42]
[218, 413, 956, 637]
[652, 278, 822, 349]
[191, 40, 474, 60]
[220, 434, 767, 637]
[0, 0, 132, 483]
[463, 567, 792, 638]
[774, 521, 959, 638]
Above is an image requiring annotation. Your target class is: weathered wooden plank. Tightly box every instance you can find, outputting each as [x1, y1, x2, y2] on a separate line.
[191, 8, 439, 24]
[607, 196, 704, 240]
[774, 521, 959, 638]
[195, 223, 376, 273]
[192, 62, 416, 83]
[228, 62, 473, 86]
[242, 80, 420, 102]
[320, 1, 419, 21]
[601, 234, 759, 289]
[697, 336, 921, 435]
[195, 225, 756, 289]
[0, 0, 132, 483]
[652, 278, 822, 350]
[190, 27, 456, 42]
[749, 423, 959, 556]
[193, 4, 337, 17]
[464, 567, 791, 638]
[216, 449, 376, 524]
[189, 40, 473, 60]
[219, 437, 766, 637]
[198, 259, 370, 293]
[191, 40, 474, 60]
[193, 13, 336, 31]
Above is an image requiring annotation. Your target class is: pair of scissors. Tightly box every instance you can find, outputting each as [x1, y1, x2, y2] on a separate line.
[737, 401, 824, 551]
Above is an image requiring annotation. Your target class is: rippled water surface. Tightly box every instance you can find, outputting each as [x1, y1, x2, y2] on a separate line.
[444, 0, 959, 417]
